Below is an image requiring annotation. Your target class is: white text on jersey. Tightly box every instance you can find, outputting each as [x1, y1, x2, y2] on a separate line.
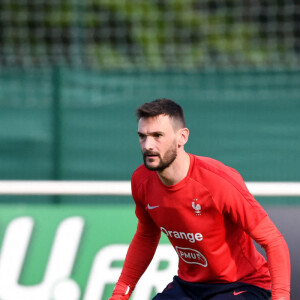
[160, 227, 203, 244]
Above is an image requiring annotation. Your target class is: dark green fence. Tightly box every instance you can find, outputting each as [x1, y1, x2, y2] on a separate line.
[1, 68, 299, 182]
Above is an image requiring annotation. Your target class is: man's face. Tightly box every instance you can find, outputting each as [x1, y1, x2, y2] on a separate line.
[137, 115, 178, 171]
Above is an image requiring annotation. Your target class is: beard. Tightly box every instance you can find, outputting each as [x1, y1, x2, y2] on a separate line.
[143, 143, 177, 172]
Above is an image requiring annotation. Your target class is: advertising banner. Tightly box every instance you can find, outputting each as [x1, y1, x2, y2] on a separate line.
[0, 204, 298, 300]
[0, 204, 177, 300]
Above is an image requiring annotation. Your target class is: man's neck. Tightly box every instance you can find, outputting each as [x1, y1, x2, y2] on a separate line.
[157, 151, 190, 186]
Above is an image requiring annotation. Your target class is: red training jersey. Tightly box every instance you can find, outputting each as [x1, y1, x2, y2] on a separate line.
[131, 153, 272, 290]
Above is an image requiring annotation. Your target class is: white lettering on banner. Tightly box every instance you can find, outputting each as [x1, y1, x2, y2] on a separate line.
[0, 217, 178, 300]
[84, 244, 178, 300]
[83, 244, 129, 300]
[132, 245, 178, 300]
[0, 217, 84, 300]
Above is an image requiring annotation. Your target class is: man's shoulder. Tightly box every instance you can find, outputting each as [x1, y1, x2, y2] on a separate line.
[191, 154, 245, 188]
[191, 154, 252, 200]
[131, 164, 155, 185]
[131, 165, 156, 200]
[192, 155, 233, 174]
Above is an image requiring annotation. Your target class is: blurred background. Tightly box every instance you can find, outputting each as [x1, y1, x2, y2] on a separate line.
[0, 1, 299, 299]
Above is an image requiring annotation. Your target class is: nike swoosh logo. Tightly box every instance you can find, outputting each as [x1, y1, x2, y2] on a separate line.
[233, 290, 247, 296]
[147, 204, 160, 210]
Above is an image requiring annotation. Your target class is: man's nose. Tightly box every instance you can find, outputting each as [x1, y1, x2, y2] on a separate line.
[143, 136, 154, 150]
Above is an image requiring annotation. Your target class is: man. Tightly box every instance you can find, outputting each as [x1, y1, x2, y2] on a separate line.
[110, 99, 290, 299]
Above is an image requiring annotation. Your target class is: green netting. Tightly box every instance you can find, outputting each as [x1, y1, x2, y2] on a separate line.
[0, 0, 299, 69]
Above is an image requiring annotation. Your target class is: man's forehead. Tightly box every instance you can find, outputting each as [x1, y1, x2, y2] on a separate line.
[138, 115, 174, 130]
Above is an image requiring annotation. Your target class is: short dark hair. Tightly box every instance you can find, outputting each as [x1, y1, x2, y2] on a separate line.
[136, 98, 186, 128]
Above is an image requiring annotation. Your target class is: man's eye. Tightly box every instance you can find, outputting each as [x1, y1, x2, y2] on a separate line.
[154, 133, 162, 138]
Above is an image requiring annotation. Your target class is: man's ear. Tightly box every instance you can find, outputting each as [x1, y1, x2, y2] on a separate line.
[177, 127, 189, 147]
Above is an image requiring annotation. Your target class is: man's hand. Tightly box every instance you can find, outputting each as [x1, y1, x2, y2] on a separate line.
[109, 281, 134, 300]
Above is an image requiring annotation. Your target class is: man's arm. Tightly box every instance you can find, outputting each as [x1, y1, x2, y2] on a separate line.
[250, 216, 291, 300]
[109, 221, 161, 300]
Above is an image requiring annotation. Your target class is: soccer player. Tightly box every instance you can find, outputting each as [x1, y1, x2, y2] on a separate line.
[109, 99, 290, 300]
